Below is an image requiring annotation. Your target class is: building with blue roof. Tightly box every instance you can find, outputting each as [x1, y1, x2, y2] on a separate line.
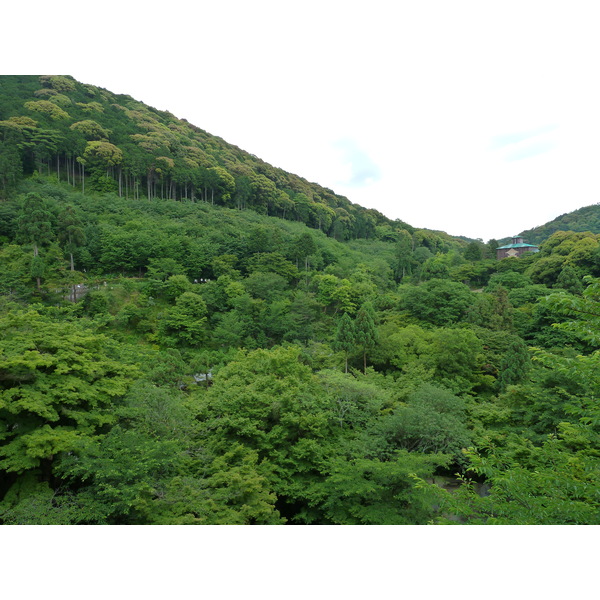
[496, 237, 539, 259]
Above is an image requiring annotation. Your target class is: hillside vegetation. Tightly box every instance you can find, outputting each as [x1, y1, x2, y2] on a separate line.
[0, 75, 421, 242]
[1, 76, 600, 525]
[519, 203, 600, 245]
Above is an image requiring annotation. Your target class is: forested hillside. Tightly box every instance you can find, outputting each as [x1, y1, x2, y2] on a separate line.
[519, 203, 600, 245]
[0, 75, 418, 241]
[1, 76, 600, 525]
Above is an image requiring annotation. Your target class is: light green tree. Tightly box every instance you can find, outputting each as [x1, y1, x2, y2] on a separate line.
[158, 291, 208, 347]
[0, 310, 135, 475]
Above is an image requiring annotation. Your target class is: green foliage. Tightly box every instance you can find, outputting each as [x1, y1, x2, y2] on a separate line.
[16, 192, 54, 254]
[0, 310, 135, 473]
[372, 384, 470, 458]
[427, 427, 600, 524]
[318, 370, 387, 430]
[332, 312, 356, 373]
[319, 451, 445, 525]
[24, 100, 70, 120]
[542, 276, 600, 344]
[497, 337, 531, 392]
[158, 291, 207, 347]
[2, 75, 600, 525]
[520, 204, 600, 245]
[399, 278, 474, 326]
[354, 301, 378, 373]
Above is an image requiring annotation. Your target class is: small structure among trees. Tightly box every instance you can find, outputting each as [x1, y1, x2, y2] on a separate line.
[496, 237, 539, 259]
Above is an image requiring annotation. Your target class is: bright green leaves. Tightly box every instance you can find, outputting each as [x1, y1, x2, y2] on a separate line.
[0, 309, 136, 473]
[320, 451, 446, 525]
[158, 291, 207, 347]
[542, 276, 600, 344]
[1, 425, 82, 473]
[428, 427, 600, 525]
[399, 278, 475, 326]
[69, 120, 110, 141]
[82, 141, 123, 169]
[314, 273, 358, 315]
[202, 346, 317, 444]
[143, 445, 283, 525]
[199, 346, 334, 513]
[371, 323, 487, 394]
[24, 100, 70, 120]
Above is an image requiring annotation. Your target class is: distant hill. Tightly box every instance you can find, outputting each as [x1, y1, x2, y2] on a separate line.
[517, 203, 600, 245]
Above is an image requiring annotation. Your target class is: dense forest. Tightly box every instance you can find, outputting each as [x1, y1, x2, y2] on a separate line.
[1, 76, 599, 524]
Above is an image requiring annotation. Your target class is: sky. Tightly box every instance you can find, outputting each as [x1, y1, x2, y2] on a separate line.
[5, 1, 600, 241]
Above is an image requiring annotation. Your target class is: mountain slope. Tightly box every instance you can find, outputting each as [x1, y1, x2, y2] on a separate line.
[1, 75, 416, 241]
[518, 203, 600, 245]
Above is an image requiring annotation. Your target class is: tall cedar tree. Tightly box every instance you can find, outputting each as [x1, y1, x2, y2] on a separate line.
[333, 312, 356, 373]
[354, 301, 378, 374]
[16, 192, 54, 290]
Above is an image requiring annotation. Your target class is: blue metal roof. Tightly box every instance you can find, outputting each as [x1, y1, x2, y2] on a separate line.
[497, 242, 539, 249]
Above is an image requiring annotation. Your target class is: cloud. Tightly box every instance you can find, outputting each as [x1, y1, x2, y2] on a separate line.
[490, 124, 558, 149]
[489, 124, 559, 162]
[333, 138, 382, 187]
[504, 139, 557, 162]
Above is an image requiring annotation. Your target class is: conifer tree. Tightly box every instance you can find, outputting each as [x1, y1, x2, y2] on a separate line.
[394, 229, 413, 282]
[333, 312, 356, 373]
[57, 205, 86, 272]
[490, 286, 514, 331]
[497, 337, 531, 391]
[355, 301, 378, 374]
[16, 192, 54, 290]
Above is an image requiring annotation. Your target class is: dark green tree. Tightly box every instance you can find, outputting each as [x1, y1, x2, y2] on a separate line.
[464, 240, 484, 261]
[0, 138, 23, 197]
[555, 264, 584, 295]
[497, 337, 531, 391]
[354, 301, 378, 374]
[399, 278, 474, 326]
[332, 312, 357, 373]
[393, 229, 414, 282]
[57, 204, 86, 272]
[16, 192, 55, 290]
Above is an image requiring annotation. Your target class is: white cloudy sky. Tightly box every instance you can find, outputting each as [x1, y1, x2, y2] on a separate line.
[5, 0, 600, 241]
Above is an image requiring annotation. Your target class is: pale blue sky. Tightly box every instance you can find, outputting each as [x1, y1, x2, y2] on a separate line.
[6, 0, 600, 241]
